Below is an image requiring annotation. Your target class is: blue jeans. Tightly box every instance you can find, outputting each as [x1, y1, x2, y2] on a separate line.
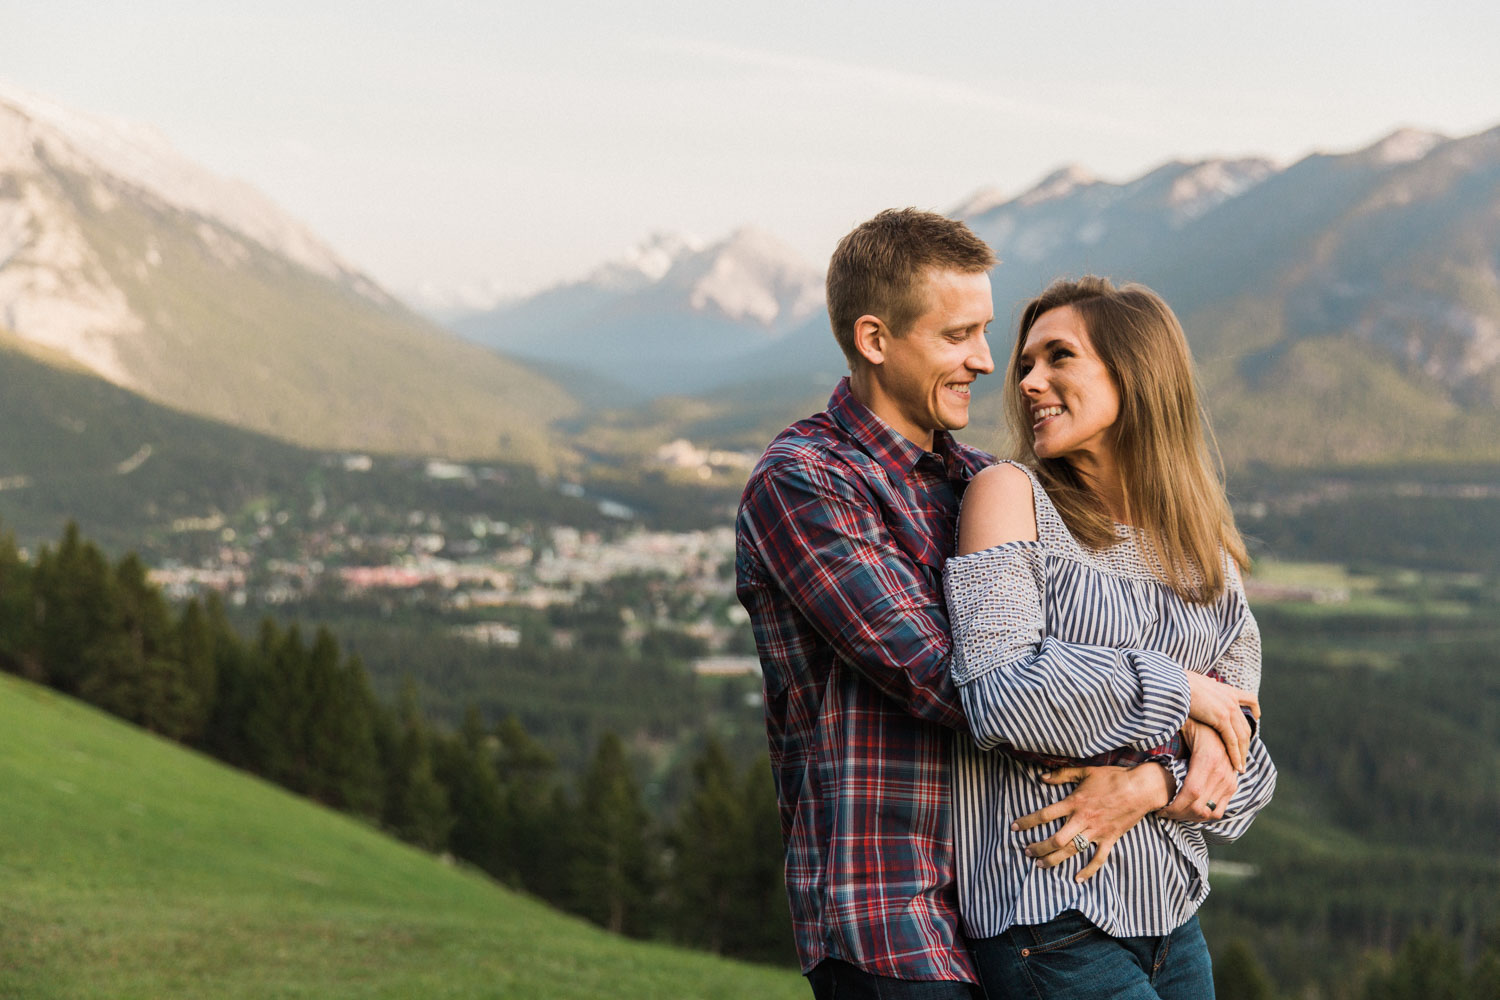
[970, 911, 1214, 1000]
[807, 958, 979, 999]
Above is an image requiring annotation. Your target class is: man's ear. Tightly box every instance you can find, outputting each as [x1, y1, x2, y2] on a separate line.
[851, 314, 887, 367]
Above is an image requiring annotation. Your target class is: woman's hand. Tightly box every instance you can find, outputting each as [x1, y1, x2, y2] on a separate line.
[1014, 764, 1174, 883]
[1159, 719, 1238, 822]
[1185, 671, 1258, 772]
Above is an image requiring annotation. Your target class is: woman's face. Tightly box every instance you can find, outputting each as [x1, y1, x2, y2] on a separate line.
[1017, 305, 1120, 466]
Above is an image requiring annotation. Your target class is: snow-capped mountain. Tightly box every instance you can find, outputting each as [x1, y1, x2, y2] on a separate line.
[452, 226, 825, 397]
[956, 156, 1277, 265]
[587, 231, 706, 293]
[0, 85, 384, 303]
[569, 124, 1500, 471]
[944, 125, 1500, 466]
[0, 84, 575, 462]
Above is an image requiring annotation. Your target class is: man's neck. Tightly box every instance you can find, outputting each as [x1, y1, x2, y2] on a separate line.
[848, 370, 935, 452]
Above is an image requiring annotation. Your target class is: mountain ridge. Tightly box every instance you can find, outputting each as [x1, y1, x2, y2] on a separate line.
[0, 85, 578, 464]
[484, 122, 1500, 468]
[453, 226, 825, 397]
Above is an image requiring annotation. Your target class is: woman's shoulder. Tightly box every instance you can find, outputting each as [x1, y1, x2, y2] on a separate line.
[957, 461, 1042, 555]
[968, 459, 1039, 494]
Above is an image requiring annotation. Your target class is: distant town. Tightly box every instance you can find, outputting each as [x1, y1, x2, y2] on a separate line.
[145, 443, 764, 677]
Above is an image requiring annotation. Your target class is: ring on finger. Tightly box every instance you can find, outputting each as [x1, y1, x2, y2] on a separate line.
[1072, 833, 1090, 854]
[1206, 800, 1218, 811]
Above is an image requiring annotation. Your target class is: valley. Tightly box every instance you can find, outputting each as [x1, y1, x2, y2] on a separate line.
[4, 80, 1500, 999]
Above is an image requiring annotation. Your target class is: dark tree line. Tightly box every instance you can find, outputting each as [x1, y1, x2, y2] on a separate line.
[11, 518, 1498, 990]
[0, 520, 794, 965]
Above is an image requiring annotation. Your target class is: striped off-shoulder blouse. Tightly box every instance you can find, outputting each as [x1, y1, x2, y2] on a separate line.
[942, 461, 1276, 940]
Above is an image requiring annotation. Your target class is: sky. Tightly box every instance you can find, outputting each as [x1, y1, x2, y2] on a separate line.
[3, 0, 1498, 308]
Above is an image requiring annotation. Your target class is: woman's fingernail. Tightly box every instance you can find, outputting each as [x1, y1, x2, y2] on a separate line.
[1010, 822, 1019, 831]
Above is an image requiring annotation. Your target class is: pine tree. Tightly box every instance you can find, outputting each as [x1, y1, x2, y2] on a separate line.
[0, 525, 36, 678]
[669, 737, 745, 952]
[1363, 933, 1467, 1000]
[496, 714, 564, 897]
[173, 599, 218, 747]
[202, 596, 260, 768]
[571, 730, 657, 936]
[736, 753, 796, 965]
[378, 680, 454, 852]
[30, 522, 114, 694]
[432, 705, 506, 876]
[303, 632, 381, 816]
[78, 553, 197, 740]
[1214, 939, 1274, 1000]
[242, 622, 314, 790]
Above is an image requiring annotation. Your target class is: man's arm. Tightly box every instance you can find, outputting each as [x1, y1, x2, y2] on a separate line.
[737, 451, 967, 729]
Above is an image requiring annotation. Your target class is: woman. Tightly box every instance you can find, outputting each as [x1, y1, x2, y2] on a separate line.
[942, 276, 1275, 998]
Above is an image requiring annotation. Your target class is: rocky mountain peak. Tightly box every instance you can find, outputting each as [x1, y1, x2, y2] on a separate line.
[1367, 127, 1446, 165]
[0, 83, 376, 296]
[587, 230, 705, 292]
[1018, 164, 1098, 206]
[1166, 157, 1276, 223]
[667, 226, 824, 329]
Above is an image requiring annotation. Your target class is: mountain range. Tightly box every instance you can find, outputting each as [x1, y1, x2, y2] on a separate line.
[4, 80, 1499, 479]
[456, 124, 1500, 469]
[452, 228, 826, 400]
[0, 84, 575, 465]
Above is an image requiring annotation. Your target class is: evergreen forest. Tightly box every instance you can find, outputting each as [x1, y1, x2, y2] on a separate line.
[3, 516, 1499, 999]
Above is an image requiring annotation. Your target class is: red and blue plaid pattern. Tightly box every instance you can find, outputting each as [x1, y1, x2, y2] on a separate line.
[735, 379, 990, 982]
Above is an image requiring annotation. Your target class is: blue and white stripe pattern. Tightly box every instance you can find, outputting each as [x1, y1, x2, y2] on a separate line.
[943, 462, 1276, 940]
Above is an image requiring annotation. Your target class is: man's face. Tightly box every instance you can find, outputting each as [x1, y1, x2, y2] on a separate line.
[869, 268, 995, 450]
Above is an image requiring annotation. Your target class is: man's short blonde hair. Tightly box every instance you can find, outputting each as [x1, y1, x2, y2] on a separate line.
[826, 208, 996, 365]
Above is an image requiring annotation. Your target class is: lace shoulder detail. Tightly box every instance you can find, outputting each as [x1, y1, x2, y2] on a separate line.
[988, 461, 1088, 559]
[990, 463, 1163, 583]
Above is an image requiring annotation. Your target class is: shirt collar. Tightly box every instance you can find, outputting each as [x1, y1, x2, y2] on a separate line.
[827, 376, 964, 481]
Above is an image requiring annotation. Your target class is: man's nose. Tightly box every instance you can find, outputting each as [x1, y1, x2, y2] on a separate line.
[968, 334, 995, 375]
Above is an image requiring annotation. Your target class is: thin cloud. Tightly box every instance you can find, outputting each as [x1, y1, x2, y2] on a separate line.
[629, 33, 1140, 137]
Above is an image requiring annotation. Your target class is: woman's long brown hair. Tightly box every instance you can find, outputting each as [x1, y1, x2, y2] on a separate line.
[1004, 276, 1248, 603]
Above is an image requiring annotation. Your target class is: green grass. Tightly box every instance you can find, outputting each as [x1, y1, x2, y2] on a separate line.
[0, 674, 805, 999]
[1248, 559, 1370, 592]
[1248, 559, 1480, 622]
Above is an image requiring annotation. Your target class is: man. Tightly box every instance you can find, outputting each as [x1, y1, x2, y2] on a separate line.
[735, 208, 996, 997]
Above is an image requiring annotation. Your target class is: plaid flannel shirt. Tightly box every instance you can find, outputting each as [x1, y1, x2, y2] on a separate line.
[735, 379, 990, 983]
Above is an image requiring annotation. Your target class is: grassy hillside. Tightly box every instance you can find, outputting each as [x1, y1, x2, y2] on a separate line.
[0, 673, 805, 999]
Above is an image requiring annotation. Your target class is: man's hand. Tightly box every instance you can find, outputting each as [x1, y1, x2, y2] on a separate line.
[1185, 671, 1258, 772]
[1159, 719, 1238, 822]
[1013, 764, 1174, 883]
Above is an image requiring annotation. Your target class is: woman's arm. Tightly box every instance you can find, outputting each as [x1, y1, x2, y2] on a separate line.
[1160, 600, 1277, 841]
[949, 464, 1249, 760]
[1159, 722, 1277, 843]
